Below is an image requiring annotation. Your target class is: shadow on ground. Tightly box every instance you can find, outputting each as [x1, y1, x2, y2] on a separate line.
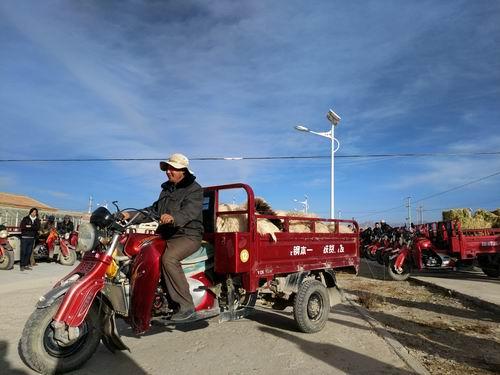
[0, 341, 27, 375]
[259, 326, 414, 374]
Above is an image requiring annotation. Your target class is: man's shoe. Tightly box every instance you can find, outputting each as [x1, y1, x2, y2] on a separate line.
[170, 308, 196, 322]
[25, 266, 33, 270]
[20, 267, 25, 271]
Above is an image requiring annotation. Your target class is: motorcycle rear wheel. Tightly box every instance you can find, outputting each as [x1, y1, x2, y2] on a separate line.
[0, 249, 14, 270]
[19, 297, 102, 374]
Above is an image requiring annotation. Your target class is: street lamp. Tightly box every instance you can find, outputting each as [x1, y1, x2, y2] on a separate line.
[294, 109, 341, 219]
[293, 195, 309, 214]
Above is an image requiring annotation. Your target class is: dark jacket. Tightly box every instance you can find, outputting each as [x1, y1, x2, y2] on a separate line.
[20, 215, 41, 238]
[59, 220, 74, 235]
[141, 174, 204, 240]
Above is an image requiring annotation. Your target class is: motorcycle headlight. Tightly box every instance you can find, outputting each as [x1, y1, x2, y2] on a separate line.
[77, 222, 98, 253]
[0, 229, 8, 239]
[90, 207, 114, 228]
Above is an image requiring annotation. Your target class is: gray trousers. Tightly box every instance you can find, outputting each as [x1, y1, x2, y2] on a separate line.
[162, 236, 201, 311]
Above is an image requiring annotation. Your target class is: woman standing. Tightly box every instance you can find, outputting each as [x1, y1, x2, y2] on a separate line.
[19, 207, 40, 271]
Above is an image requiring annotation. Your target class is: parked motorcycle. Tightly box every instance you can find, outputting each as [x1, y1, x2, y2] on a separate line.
[386, 234, 455, 281]
[0, 224, 15, 270]
[33, 228, 77, 266]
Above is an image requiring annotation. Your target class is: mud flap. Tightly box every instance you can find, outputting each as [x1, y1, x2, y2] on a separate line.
[219, 306, 254, 322]
[101, 309, 129, 353]
[219, 292, 257, 322]
[328, 286, 343, 307]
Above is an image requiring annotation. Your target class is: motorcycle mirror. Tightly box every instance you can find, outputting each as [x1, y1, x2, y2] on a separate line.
[112, 201, 120, 212]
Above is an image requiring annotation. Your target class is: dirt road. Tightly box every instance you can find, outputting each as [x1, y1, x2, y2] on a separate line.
[0, 263, 414, 375]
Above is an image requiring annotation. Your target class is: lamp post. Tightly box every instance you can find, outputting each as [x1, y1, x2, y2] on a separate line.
[293, 195, 309, 214]
[295, 109, 341, 219]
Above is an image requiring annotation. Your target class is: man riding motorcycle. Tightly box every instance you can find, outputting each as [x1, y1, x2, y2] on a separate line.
[122, 153, 204, 322]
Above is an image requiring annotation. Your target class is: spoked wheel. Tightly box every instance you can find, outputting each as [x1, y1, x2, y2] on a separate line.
[0, 249, 14, 270]
[20, 297, 102, 374]
[387, 257, 411, 281]
[293, 279, 330, 333]
[59, 250, 77, 266]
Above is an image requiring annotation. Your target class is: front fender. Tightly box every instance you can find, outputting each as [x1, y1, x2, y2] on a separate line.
[0, 242, 13, 254]
[394, 248, 409, 270]
[37, 283, 73, 308]
[52, 258, 110, 327]
[53, 277, 105, 327]
[129, 237, 165, 334]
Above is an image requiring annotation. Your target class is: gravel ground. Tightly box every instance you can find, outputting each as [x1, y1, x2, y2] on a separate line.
[337, 262, 500, 375]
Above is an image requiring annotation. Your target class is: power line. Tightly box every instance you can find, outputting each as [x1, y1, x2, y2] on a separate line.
[1, 151, 499, 163]
[412, 170, 500, 204]
[355, 169, 500, 219]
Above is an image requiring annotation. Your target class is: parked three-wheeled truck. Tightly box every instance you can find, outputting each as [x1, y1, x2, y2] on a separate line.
[387, 220, 500, 280]
[19, 183, 360, 374]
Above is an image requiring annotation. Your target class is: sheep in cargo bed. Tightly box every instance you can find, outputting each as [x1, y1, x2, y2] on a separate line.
[216, 198, 354, 240]
[216, 197, 282, 241]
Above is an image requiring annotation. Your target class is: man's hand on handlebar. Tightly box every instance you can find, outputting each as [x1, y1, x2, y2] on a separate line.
[119, 209, 160, 225]
[160, 213, 174, 225]
[120, 212, 131, 221]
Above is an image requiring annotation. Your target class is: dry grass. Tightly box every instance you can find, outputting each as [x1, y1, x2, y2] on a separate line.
[356, 291, 384, 309]
[337, 272, 500, 375]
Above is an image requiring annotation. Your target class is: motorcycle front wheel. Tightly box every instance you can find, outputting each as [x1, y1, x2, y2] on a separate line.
[20, 297, 102, 374]
[59, 250, 77, 266]
[387, 257, 411, 281]
[0, 249, 14, 270]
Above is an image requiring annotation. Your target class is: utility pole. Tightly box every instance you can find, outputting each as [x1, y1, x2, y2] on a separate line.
[405, 196, 412, 226]
[416, 205, 424, 224]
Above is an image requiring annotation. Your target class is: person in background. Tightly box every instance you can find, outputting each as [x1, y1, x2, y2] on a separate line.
[59, 215, 74, 237]
[38, 215, 52, 240]
[20, 207, 40, 271]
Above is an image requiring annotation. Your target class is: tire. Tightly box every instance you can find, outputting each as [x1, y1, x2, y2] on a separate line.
[481, 266, 500, 278]
[0, 248, 14, 270]
[387, 257, 411, 281]
[59, 250, 77, 266]
[293, 279, 330, 333]
[19, 297, 102, 374]
[365, 248, 377, 261]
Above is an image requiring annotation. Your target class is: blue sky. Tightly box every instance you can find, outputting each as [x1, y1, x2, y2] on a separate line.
[1, 0, 499, 225]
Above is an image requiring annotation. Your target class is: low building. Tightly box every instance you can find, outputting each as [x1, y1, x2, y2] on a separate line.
[0, 192, 87, 227]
